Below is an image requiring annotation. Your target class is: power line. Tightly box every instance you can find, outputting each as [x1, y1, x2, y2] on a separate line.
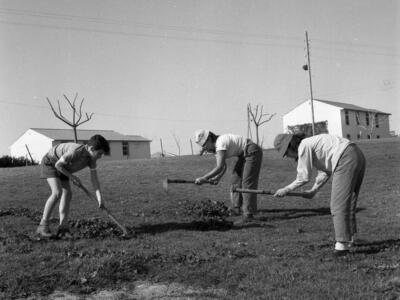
[312, 37, 400, 53]
[0, 20, 304, 50]
[0, 7, 304, 42]
[312, 45, 400, 58]
[0, 99, 247, 123]
[1, 7, 398, 58]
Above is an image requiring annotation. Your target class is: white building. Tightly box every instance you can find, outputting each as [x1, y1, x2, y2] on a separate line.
[10, 128, 151, 162]
[283, 99, 391, 140]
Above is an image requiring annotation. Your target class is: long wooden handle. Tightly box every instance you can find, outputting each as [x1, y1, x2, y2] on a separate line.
[233, 187, 306, 197]
[167, 179, 195, 183]
[75, 182, 129, 236]
[167, 179, 217, 185]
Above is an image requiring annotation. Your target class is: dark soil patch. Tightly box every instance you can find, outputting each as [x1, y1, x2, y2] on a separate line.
[182, 199, 230, 221]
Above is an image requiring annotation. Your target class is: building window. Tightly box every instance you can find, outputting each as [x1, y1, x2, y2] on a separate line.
[375, 114, 379, 128]
[346, 134, 351, 140]
[356, 113, 360, 125]
[122, 141, 129, 156]
[377, 135, 380, 139]
[366, 113, 370, 126]
[367, 134, 371, 139]
[357, 134, 361, 139]
[345, 110, 349, 125]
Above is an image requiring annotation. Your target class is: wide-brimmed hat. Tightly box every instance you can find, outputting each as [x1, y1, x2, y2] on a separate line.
[194, 129, 210, 147]
[273, 133, 293, 157]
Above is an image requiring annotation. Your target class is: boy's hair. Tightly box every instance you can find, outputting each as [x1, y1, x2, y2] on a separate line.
[88, 135, 110, 154]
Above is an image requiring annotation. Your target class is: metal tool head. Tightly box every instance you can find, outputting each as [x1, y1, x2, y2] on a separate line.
[162, 178, 169, 193]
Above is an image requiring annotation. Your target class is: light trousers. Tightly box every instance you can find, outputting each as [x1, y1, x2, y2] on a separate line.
[230, 142, 263, 216]
[331, 144, 366, 242]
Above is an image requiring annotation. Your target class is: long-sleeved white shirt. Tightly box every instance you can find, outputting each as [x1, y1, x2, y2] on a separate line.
[285, 134, 352, 191]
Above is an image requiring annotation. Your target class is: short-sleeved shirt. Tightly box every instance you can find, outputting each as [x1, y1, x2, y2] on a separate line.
[286, 134, 352, 191]
[45, 143, 96, 173]
[215, 134, 248, 159]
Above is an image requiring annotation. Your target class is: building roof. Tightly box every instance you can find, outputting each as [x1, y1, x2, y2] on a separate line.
[314, 99, 390, 115]
[30, 128, 151, 142]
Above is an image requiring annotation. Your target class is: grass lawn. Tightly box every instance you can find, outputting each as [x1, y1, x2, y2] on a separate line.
[0, 138, 399, 299]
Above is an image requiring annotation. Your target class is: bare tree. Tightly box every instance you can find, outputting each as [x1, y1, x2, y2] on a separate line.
[46, 93, 93, 142]
[171, 130, 181, 156]
[247, 103, 276, 145]
[355, 111, 389, 139]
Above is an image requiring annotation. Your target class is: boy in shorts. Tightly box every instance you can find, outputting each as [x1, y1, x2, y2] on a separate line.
[36, 134, 110, 237]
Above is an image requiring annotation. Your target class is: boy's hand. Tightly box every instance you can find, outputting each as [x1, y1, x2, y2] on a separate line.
[70, 175, 82, 187]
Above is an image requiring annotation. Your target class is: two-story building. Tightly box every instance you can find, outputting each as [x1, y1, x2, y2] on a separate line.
[283, 99, 391, 140]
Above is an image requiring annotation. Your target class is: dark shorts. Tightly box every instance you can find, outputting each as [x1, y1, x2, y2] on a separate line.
[40, 155, 69, 181]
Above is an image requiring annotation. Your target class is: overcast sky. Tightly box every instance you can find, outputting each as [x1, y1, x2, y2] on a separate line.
[0, 0, 399, 156]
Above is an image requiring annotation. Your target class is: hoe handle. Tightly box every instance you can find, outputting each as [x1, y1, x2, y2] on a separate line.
[74, 182, 129, 236]
[168, 179, 196, 184]
[167, 179, 217, 185]
[233, 187, 306, 197]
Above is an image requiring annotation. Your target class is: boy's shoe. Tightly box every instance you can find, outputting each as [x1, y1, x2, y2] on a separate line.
[36, 224, 53, 238]
[56, 225, 73, 239]
[233, 214, 255, 226]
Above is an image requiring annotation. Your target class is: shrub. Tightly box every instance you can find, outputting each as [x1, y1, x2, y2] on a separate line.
[0, 155, 38, 168]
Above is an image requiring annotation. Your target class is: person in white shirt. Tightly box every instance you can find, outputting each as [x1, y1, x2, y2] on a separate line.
[194, 129, 263, 224]
[273, 133, 366, 256]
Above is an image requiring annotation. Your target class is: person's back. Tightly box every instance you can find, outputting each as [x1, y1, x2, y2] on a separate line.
[300, 134, 351, 173]
[216, 134, 248, 158]
[45, 143, 92, 174]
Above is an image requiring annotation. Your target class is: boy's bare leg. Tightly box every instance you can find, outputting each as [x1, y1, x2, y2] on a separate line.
[58, 180, 72, 227]
[40, 178, 62, 224]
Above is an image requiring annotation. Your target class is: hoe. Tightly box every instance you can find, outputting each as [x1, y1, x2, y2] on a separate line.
[162, 177, 217, 193]
[231, 187, 308, 197]
[74, 182, 129, 237]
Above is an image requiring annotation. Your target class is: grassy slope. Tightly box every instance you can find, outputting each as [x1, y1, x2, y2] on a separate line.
[0, 139, 399, 299]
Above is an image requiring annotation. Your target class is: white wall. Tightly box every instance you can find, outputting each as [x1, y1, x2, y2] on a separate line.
[10, 130, 151, 162]
[128, 141, 151, 159]
[283, 100, 343, 135]
[102, 141, 151, 160]
[10, 129, 53, 162]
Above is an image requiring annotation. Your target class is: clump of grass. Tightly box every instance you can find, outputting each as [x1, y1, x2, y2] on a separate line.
[184, 199, 230, 221]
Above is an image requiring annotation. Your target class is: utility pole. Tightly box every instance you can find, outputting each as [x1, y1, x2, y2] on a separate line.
[160, 138, 165, 157]
[247, 103, 252, 140]
[190, 139, 194, 155]
[304, 31, 316, 136]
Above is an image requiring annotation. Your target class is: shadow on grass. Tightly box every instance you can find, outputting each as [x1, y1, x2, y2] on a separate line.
[256, 207, 366, 222]
[352, 239, 400, 254]
[257, 207, 331, 221]
[134, 220, 234, 234]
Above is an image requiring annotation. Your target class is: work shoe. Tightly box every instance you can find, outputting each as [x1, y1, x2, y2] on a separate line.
[335, 241, 350, 251]
[233, 214, 255, 226]
[55, 225, 73, 239]
[36, 224, 53, 238]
